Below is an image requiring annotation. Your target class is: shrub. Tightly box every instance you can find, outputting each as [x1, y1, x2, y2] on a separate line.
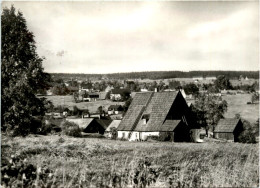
[238, 128, 256, 143]
[61, 121, 82, 137]
[1, 154, 54, 187]
[39, 122, 53, 135]
[238, 119, 257, 143]
[147, 135, 160, 141]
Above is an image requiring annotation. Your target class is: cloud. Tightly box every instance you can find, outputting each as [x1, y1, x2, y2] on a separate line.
[2, 1, 259, 73]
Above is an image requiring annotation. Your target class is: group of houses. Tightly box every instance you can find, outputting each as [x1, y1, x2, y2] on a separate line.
[47, 90, 245, 142]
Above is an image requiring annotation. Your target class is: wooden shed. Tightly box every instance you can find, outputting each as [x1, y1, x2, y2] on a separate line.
[214, 118, 243, 142]
[66, 118, 110, 135]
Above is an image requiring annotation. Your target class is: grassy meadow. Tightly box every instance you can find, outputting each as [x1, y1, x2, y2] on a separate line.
[221, 94, 259, 123]
[1, 135, 259, 187]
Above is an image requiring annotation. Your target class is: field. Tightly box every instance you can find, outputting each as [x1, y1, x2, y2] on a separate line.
[40, 96, 124, 113]
[1, 135, 259, 187]
[222, 94, 259, 123]
[186, 93, 259, 124]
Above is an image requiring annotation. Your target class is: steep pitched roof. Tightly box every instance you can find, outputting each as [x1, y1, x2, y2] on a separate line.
[96, 119, 112, 129]
[66, 118, 94, 129]
[134, 92, 178, 131]
[214, 118, 241, 133]
[106, 120, 121, 132]
[117, 92, 154, 131]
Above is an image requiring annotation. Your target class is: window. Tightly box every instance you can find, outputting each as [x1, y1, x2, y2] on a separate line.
[122, 132, 125, 138]
[142, 114, 150, 125]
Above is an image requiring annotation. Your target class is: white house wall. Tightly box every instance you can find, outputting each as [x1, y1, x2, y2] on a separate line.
[118, 131, 160, 141]
[128, 132, 160, 141]
[118, 131, 130, 139]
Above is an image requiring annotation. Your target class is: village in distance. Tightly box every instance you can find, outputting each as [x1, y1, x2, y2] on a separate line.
[1, 2, 259, 188]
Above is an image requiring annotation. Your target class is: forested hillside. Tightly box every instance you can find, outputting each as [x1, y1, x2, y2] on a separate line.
[51, 71, 259, 80]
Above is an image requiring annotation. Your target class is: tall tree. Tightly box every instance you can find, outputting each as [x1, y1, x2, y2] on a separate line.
[192, 94, 228, 136]
[1, 5, 51, 136]
[183, 83, 199, 95]
[214, 75, 233, 91]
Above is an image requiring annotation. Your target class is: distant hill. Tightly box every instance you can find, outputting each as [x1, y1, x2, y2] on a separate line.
[50, 71, 259, 81]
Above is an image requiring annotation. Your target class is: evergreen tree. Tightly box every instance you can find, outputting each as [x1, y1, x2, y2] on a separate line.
[1, 5, 51, 136]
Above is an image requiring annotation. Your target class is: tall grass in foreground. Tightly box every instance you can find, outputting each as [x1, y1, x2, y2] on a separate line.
[1, 135, 259, 187]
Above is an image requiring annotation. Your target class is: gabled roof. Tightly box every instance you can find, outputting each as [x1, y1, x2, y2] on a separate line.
[106, 120, 121, 132]
[118, 91, 184, 131]
[134, 92, 178, 131]
[96, 119, 112, 129]
[66, 118, 94, 129]
[214, 118, 241, 133]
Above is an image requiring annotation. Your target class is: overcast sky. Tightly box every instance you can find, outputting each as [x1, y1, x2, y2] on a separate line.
[2, 1, 259, 73]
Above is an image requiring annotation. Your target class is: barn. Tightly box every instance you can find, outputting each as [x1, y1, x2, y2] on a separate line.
[214, 118, 243, 142]
[117, 91, 195, 142]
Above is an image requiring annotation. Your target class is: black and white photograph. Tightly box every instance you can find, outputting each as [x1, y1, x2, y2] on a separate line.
[1, 1, 259, 187]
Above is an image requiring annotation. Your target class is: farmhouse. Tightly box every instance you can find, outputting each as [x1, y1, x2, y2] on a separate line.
[108, 105, 124, 115]
[117, 91, 195, 142]
[214, 118, 243, 142]
[66, 118, 110, 134]
[89, 92, 99, 101]
[110, 89, 131, 101]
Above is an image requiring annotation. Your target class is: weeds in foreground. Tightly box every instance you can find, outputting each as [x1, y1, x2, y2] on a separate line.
[1, 135, 259, 187]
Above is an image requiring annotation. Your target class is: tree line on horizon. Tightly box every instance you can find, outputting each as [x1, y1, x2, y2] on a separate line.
[51, 70, 259, 81]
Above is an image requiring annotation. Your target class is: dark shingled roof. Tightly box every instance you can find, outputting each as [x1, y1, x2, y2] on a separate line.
[134, 92, 178, 131]
[96, 119, 112, 129]
[117, 92, 153, 131]
[118, 91, 184, 132]
[214, 118, 241, 133]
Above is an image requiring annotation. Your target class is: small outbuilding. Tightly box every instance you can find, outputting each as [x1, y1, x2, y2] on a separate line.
[66, 118, 109, 134]
[214, 118, 243, 142]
